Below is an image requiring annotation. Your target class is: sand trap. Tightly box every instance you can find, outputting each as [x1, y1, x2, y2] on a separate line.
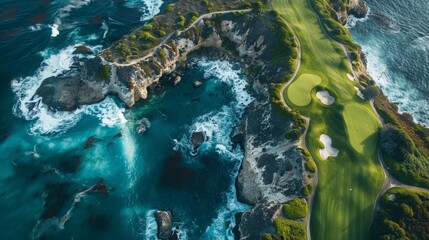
[354, 87, 365, 99]
[319, 134, 339, 160]
[316, 90, 335, 105]
[347, 73, 355, 81]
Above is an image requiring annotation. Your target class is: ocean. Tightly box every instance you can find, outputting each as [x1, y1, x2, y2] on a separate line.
[0, 0, 427, 239]
[347, 0, 429, 127]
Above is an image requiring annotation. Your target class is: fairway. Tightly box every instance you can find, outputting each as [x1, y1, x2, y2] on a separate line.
[287, 73, 322, 106]
[272, 0, 384, 239]
[343, 103, 380, 154]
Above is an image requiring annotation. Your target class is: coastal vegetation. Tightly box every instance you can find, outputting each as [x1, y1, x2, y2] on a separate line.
[272, 0, 384, 239]
[380, 124, 429, 188]
[375, 93, 429, 188]
[101, 0, 266, 63]
[371, 187, 429, 239]
[263, 218, 306, 240]
[282, 198, 309, 220]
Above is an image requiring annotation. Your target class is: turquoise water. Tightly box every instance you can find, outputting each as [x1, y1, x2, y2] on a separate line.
[347, 0, 429, 126]
[0, 0, 252, 238]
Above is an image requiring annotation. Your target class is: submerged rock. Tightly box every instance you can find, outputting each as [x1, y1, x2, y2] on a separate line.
[193, 80, 203, 88]
[154, 211, 173, 239]
[85, 136, 100, 149]
[136, 118, 151, 134]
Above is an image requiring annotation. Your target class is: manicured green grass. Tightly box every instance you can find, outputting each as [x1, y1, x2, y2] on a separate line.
[271, 0, 384, 239]
[287, 73, 322, 106]
[343, 103, 379, 154]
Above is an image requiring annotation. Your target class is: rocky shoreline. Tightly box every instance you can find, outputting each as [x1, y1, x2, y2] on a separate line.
[34, 9, 307, 239]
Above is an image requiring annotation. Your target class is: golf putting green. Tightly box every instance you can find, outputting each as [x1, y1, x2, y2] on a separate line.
[287, 73, 322, 106]
[343, 103, 380, 154]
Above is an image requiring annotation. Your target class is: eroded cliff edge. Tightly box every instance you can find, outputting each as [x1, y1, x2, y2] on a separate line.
[34, 9, 313, 238]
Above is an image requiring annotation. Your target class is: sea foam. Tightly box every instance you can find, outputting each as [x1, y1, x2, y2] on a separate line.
[11, 45, 126, 135]
[124, 0, 164, 21]
[175, 59, 252, 239]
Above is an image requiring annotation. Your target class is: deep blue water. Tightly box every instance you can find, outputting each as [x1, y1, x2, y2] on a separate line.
[0, 0, 252, 239]
[347, 0, 429, 126]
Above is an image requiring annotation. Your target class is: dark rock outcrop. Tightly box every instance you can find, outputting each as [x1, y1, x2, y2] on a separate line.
[35, 11, 294, 111]
[235, 202, 282, 239]
[236, 95, 305, 205]
[36, 75, 105, 111]
[73, 45, 93, 55]
[191, 131, 205, 150]
[154, 211, 173, 239]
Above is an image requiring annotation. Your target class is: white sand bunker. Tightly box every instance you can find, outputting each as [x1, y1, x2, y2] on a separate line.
[319, 134, 339, 160]
[316, 90, 335, 105]
[347, 73, 355, 81]
[354, 86, 365, 99]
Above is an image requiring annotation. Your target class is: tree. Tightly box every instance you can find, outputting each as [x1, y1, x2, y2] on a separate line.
[361, 85, 379, 99]
[252, 1, 264, 12]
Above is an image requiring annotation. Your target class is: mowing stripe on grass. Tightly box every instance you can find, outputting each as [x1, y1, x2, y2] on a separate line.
[343, 103, 380, 154]
[287, 73, 322, 106]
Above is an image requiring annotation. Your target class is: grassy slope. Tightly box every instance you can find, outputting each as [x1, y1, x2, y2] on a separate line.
[271, 0, 384, 239]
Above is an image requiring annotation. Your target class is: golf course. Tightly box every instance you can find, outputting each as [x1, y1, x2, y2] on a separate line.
[272, 0, 385, 239]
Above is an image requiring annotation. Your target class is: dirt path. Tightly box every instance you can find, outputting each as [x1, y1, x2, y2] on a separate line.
[104, 9, 251, 67]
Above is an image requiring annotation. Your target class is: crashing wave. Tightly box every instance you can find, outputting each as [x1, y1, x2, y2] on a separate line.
[124, 0, 164, 21]
[11, 45, 126, 135]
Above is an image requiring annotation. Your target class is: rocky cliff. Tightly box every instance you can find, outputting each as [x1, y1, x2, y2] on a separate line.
[34, 10, 307, 239]
[35, 10, 295, 111]
[330, 0, 369, 24]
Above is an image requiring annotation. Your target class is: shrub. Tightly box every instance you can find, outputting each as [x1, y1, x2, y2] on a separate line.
[271, 218, 306, 240]
[159, 48, 167, 64]
[305, 159, 316, 173]
[166, 3, 174, 12]
[361, 85, 379, 99]
[282, 198, 309, 219]
[252, 1, 264, 12]
[301, 183, 313, 196]
[143, 23, 153, 31]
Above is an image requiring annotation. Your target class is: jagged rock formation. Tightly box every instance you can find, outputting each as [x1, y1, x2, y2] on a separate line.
[34, 10, 305, 239]
[348, 0, 368, 18]
[35, 11, 295, 111]
[154, 211, 173, 239]
[235, 98, 305, 205]
[330, 0, 369, 24]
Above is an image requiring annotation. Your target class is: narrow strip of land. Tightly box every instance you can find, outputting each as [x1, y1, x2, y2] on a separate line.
[272, 0, 384, 239]
[101, 9, 251, 67]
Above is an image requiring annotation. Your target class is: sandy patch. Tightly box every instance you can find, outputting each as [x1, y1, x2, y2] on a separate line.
[347, 73, 355, 81]
[316, 90, 335, 105]
[319, 134, 339, 160]
[354, 87, 365, 99]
